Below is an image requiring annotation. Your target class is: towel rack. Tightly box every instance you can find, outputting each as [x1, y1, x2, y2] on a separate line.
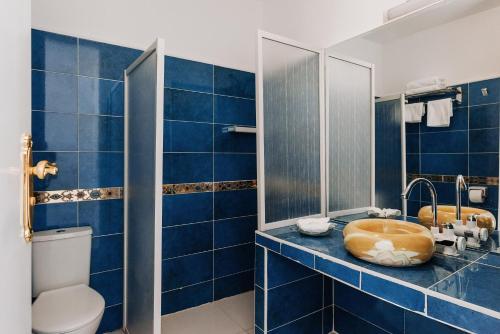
[405, 86, 462, 104]
[222, 125, 256, 134]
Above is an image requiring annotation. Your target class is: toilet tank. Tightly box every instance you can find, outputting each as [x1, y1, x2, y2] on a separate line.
[32, 227, 93, 297]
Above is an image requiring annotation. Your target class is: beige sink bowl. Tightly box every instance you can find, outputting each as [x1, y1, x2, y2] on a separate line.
[418, 205, 496, 233]
[343, 219, 435, 267]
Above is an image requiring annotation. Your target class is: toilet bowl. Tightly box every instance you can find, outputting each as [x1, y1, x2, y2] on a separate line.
[31, 227, 106, 334]
[32, 284, 105, 334]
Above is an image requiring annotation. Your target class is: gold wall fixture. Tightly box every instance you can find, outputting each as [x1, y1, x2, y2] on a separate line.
[22, 134, 58, 242]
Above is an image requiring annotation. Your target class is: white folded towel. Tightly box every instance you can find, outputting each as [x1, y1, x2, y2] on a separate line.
[406, 77, 447, 90]
[427, 98, 453, 127]
[406, 83, 447, 95]
[296, 217, 331, 234]
[367, 208, 402, 219]
[405, 102, 425, 123]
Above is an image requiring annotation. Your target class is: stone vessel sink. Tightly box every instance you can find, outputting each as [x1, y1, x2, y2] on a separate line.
[418, 205, 496, 233]
[343, 219, 435, 267]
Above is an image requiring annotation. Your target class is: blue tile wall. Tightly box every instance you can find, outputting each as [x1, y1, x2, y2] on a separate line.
[32, 29, 257, 331]
[405, 79, 500, 222]
[162, 52, 257, 313]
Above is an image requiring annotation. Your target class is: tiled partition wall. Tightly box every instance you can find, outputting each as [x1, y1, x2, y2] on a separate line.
[31, 29, 257, 333]
[255, 243, 468, 334]
[405, 80, 500, 221]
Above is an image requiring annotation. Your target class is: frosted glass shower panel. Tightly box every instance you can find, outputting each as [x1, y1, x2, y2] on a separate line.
[328, 56, 372, 212]
[262, 38, 322, 224]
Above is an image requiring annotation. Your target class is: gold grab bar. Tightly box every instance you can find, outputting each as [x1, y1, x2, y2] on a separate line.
[22, 134, 58, 242]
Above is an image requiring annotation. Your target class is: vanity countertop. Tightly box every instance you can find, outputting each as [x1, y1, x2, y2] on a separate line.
[256, 215, 500, 333]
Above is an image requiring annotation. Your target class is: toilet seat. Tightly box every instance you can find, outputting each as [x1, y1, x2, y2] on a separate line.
[32, 284, 105, 334]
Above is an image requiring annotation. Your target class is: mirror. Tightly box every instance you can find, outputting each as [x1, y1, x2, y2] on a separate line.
[327, 0, 500, 252]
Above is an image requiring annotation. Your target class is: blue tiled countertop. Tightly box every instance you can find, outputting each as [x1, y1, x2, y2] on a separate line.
[256, 216, 500, 334]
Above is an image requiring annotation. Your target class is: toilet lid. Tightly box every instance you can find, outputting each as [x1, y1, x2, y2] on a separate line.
[32, 284, 105, 334]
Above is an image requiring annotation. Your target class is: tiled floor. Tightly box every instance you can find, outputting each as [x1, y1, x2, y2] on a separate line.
[162, 291, 254, 334]
[107, 291, 254, 334]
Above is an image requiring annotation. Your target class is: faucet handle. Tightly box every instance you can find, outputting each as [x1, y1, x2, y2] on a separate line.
[30, 160, 58, 180]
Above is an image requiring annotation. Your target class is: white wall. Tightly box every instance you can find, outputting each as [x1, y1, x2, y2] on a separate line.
[32, 0, 403, 72]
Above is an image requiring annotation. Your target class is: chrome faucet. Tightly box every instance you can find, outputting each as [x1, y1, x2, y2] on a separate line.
[402, 178, 438, 227]
[455, 175, 467, 221]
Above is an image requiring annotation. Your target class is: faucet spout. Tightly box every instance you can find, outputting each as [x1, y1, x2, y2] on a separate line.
[455, 175, 467, 221]
[402, 178, 438, 227]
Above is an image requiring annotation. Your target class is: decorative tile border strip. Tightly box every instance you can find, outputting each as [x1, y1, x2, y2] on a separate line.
[407, 173, 499, 186]
[35, 180, 258, 204]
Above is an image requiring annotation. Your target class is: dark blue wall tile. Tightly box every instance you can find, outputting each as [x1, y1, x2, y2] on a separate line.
[214, 189, 257, 219]
[267, 251, 316, 289]
[470, 104, 500, 129]
[164, 56, 213, 93]
[33, 152, 78, 191]
[164, 121, 213, 152]
[469, 128, 499, 153]
[79, 115, 124, 152]
[214, 270, 254, 300]
[469, 153, 499, 176]
[270, 310, 322, 334]
[162, 192, 213, 227]
[33, 202, 77, 232]
[255, 246, 264, 288]
[164, 88, 213, 122]
[214, 153, 256, 181]
[334, 306, 389, 334]
[214, 215, 257, 248]
[406, 154, 420, 173]
[421, 182, 463, 205]
[406, 122, 420, 134]
[214, 124, 256, 153]
[470, 78, 500, 106]
[32, 70, 77, 113]
[163, 153, 212, 183]
[214, 243, 254, 278]
[90, 269, 123, 306]
[255, 286, 264, 329]
[421, 107, 468, 133]
[407, 200, 422, 217]
[420, 131, 467, 153]
[255, 234, 281, 253]
[32, 30, 77, 74]
[406, 133, 419, 153]
[315, 256, 360, 287]
[78, 199, 123, 236]
[79, 152, 124, 188]
[32, 111, 78, 151]
[90, 234, 123, 273]
[161, 281, 213, 315]
[78, 77, 124, 116]
[97, 304, 123, 334]
[404, 311, 466, 334]
[361, 273, 425, 312]
[162, 222, 213, 258]
[421, 153, 467, 175]
[214, 66, 255, 99]
[281, 244, 314, 268]
[323, 276, 333, 307]
[214, 95, 256, 126]
[267, 275, 323, 330]
[79, 39, 141, 80]
[162, 251, 213, 291]
[323, 306, 333, 334]
[334, 281, 404, 334]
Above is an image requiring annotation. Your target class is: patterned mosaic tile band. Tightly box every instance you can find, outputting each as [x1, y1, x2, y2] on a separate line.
[407, 173, 499, 186]
[35, 180, 257, 204]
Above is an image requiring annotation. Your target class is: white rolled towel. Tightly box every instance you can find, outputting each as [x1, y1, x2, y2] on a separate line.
[296, 217, 331, 234]
[406, 76, 447, 90]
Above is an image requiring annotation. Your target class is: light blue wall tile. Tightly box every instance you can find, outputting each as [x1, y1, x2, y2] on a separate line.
[164, 88, 213, 122]
[162, 192, 213, 227]
[32, 70, 77, 113]
[79, 152, 124, 188]
[214, 270, 254, 300]
[163, 153, 212, 183]
[162, 222, 213, 258]
[162, 251, 213, 291]
[32, 29, 77, 74]
[32, 111, 78, 151]
[214, 189, 257, 219]
[214, 153, 256, 181]
[161, 281, 213, 315]
[78, 77, 124, 116]
[214, 243, 254, 278]
[33, 202, 77, 232]
[90, 269, 123, 306]
[78, 199, 124, 236]
[214, 215, 257, 248]
[79, 39, 141, 80]
[33, 152, 78, 191]
[214, 66, 255, 99]
[78, 115, 124, 152]
[90, 234, 123, 273]
[164, 56, 213, 93]
[163, 120, 213, 152]
[214, 95, 256, 126]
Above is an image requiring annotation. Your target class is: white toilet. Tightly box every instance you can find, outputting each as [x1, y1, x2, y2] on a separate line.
[32, 227, 105, 334]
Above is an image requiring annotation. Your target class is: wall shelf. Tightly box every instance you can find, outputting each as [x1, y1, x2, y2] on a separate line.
[222, 125, 256, 134]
